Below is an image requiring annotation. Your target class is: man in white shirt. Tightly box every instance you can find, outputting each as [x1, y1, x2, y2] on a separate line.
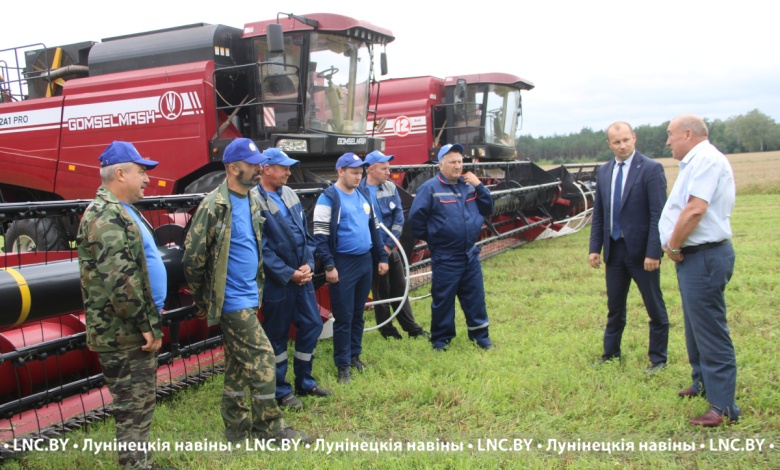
[660, 114, 738, 427]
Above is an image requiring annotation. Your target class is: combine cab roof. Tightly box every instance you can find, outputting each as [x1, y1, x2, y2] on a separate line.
[445, 73, 535, 91]
[243, 12, 395, 45]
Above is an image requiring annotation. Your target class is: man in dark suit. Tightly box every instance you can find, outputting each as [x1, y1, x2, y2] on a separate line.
[588, 121, 670, 374]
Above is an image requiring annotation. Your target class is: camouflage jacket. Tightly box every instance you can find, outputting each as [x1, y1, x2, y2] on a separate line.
[183, 180, 265, 326]
[77, 186, 164, 352]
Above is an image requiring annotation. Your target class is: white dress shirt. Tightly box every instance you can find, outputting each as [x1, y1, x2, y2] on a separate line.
[659, 140, 735, 247]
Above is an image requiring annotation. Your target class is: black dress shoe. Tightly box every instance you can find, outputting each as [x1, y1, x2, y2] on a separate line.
[338, 366, 351, 384]
[350, 355, 367, 371]
[296, 386, 334, 397]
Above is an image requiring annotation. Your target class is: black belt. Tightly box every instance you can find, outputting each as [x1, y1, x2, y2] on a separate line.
[681, 240, 729, 255]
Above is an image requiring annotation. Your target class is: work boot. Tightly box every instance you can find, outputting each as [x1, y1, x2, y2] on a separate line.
[350, 355, 367, 372]
[338, 366, 351, 384]
[277, 392, 304, 411]
[382, 330, 403, 340]
[273, 427, 311, 445]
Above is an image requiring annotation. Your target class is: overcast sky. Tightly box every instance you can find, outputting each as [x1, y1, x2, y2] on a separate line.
[5, 0, 778, 137]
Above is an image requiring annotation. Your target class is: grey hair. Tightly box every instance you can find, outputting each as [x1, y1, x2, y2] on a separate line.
[676, 114, 709, 137]
[100, 162, 134, 184]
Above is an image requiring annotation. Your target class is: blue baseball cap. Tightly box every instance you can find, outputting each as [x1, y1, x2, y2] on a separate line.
[98, 141, 159, 169]
[364, 150, 395, 166]
[336, 152, 369, 170]
[437, 143, 465, 162]
[223, 138, 267, 165]
[262, 147, 299, 167]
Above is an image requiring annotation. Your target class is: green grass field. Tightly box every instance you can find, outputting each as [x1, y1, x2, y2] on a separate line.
[6, 154, 780, 469]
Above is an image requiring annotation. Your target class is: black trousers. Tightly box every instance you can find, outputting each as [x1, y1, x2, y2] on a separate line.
[603, 238, 669, 363]
[372, 248, 424, 336]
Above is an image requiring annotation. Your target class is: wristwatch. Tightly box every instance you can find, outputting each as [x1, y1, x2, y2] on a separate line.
[663, 244, 681, 255]
[325, 265, 336, 272]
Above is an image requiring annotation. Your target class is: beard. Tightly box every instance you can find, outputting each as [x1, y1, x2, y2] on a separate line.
[237, 168, 259, 187]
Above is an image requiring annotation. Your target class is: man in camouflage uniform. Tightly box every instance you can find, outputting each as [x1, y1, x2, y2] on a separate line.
[183, 138, 308, 443]
[78, 141, 167, 470]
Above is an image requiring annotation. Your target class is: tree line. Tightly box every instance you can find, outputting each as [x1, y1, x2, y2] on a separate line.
[518, 109, 780, 163]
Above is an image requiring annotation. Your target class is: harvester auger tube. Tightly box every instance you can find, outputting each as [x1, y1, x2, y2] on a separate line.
[0, 246, 185, 329]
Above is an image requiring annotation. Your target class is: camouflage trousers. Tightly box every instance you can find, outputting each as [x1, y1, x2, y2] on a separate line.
[220, 307, 285, 441]
[98, 348, 157, 470]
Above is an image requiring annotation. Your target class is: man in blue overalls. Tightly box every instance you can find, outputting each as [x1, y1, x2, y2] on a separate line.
[313, 153, 389, 384]
[254, 148, 333, 410]
[408, 144, 494, 351]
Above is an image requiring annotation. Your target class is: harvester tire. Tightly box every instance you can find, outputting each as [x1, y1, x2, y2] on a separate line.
[184, 171, 227, 194]
[4, 218, 70, 253]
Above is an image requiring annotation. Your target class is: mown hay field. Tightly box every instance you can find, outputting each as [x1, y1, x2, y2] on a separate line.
[658, 150, 780, 195]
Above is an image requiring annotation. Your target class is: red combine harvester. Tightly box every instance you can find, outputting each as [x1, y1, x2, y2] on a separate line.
[0, 12, 596, 454]
[0, 12, 397, 454]
[370, 74, 597, 261]
[0, 13, 395, 248]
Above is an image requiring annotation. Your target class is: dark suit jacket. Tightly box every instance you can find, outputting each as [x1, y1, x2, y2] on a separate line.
[588, 152, 667, 263]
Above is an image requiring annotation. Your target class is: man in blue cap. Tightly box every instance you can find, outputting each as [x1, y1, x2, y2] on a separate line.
[408, 143, 494, 351]
[184, 138, 309, 443]
[313, 153, 389, 384]
[360, 150, 429, 340]
[253, 148, 333, 410]
[78, 141, 166, 469]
